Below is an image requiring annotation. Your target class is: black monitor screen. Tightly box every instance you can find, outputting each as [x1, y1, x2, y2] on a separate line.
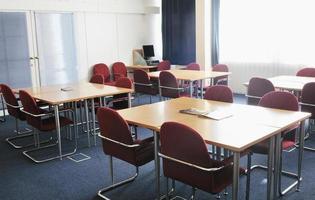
[143, 45, 155, 58]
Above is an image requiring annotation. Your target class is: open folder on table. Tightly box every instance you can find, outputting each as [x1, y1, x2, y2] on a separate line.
[179, 108, 233, 120]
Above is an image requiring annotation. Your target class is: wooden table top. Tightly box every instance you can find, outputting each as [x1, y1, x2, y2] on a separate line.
[147, 69, 231, 81]
[126, 65, 158, 70]
[14, 82, 133, 105]
[244, 75, 315, 91]
[118, 97, 310, 152]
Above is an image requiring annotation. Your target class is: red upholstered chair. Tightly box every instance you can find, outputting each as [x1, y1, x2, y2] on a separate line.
[204, 85, 233, 103]
[89, 74, 104, 84]
[212, 64, 229, 85]
[186, 63, 200, 71]
[19, 90, 74, 163]
[108, 77, 132, 110]
[96, 107, 154, 199]
[296, 67, 315, 77]
[0, 84, 33, 148]
[300, 82, 315, 151]
[92, 63, 115, 86]
[247, 91, 299, 197]
[159, 122, 247, 199]
[112, 62, 127, 81]
[246, 77, 275, 105]
[133, 69, 158, 103]
[159, 71, 189, 99]
[157, 60, 171, 71]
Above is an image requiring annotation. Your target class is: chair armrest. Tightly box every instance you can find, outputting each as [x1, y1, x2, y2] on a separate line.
[20, 108, 54, 118]
[98, 134, 140, 148]
[134, 82, 153, 87]
[158, 152, 227, 172]
[245, 94, 262, 99]
[134, 136, 154, 146]
[299, 102, 315, 107]
[5, 102, 21, 109]
[160, 86, 184, 91]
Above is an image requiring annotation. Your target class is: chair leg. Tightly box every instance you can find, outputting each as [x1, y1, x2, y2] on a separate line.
[190, 187, 196, 200]
[165, 177, 169, 200]
[6, 118, 47, 149]
[97, 156, 139, 200]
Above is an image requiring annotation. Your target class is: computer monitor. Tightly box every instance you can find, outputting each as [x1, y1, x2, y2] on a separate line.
[142, 45, 155, 59]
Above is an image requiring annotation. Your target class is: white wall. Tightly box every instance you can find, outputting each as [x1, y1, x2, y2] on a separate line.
[0, 0, 162, 81]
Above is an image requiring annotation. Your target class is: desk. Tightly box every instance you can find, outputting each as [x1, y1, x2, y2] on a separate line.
[147, 70, 231, 98]
[126, 65, 158, 72]
[118, 97, 310, 200]
[244, 75, 315, 92]
[14, 82, 133, 160]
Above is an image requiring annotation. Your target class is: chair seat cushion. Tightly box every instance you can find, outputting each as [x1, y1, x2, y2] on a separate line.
[251, 138, 295, 154]
[39, 116, 73, 132]
[104, 81, 116, 86]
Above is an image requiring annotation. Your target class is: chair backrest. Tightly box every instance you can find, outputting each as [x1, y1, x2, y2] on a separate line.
[89, 74, 104, 84]
[301, 82, 315, 119]
[296, 67, 315, 77]
[259, 91, 299, 111]
[19, 90, 42, 128]
[112, 77, 132, 110]
[212, 64, 228, 72]
[0, 84, 20, 118]
[247, 77, 275, 105]
[133, 69, 157, 95]
[160, 122, 221, 192]
[212, 64, 229, 85]
[157, 60, 171, 71]
[97, 107, 136, 163]
[112, 62, 127, 81]
[159, 71, 180, 98]
[115, 77, 132, 89]
[92, 63, 111, 82]
[204, 85, 233, 103]
[186, 63, 200, 71]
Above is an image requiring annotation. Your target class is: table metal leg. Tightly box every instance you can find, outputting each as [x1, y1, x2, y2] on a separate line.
[54, 105, 62, 160]
[189, 81, 193, 97]
[297, 120, 305, 190]
[154, 131, 160, 200]
[91, 98, 96, 146]
[210, 78, 214, 86]
[273, 134, 282, 199]
[232, 152, 240, 200]
[84, 99, 91, 147]
[128, 93, 131, 108]
[267, 136, 275, 200]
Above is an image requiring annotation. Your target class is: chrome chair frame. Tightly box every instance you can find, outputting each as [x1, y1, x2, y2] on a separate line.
[247, 133, 301, 197]
[158, 152, 244, 200]
[297, 102, 315, 151]
[20, 107, 77, 163]
[0, 93, 5, 122]
[134, 82, 156, 103]
[97, 134, 142, 200]
[4, 102, 34, 148]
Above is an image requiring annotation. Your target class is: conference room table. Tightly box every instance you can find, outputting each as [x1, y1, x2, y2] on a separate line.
[14, 82, 133, 161]
[118, 97, 310, 200]
[244, 75, 315, 92]
[147, 69, 231, 98]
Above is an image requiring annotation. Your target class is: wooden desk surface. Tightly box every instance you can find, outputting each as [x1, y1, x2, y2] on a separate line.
[147, 69, 231, 81]
[14, 82, 133, 105]
[126, 65, 158, 70]
[244, 75, 315, 91]
[118, 97, 310, 152]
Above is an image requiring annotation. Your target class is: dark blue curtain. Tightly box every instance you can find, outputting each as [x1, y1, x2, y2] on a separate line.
[162, 0, 196, 65]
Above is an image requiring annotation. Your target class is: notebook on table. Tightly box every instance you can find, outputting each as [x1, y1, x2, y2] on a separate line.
[179, 108, 233, 120]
